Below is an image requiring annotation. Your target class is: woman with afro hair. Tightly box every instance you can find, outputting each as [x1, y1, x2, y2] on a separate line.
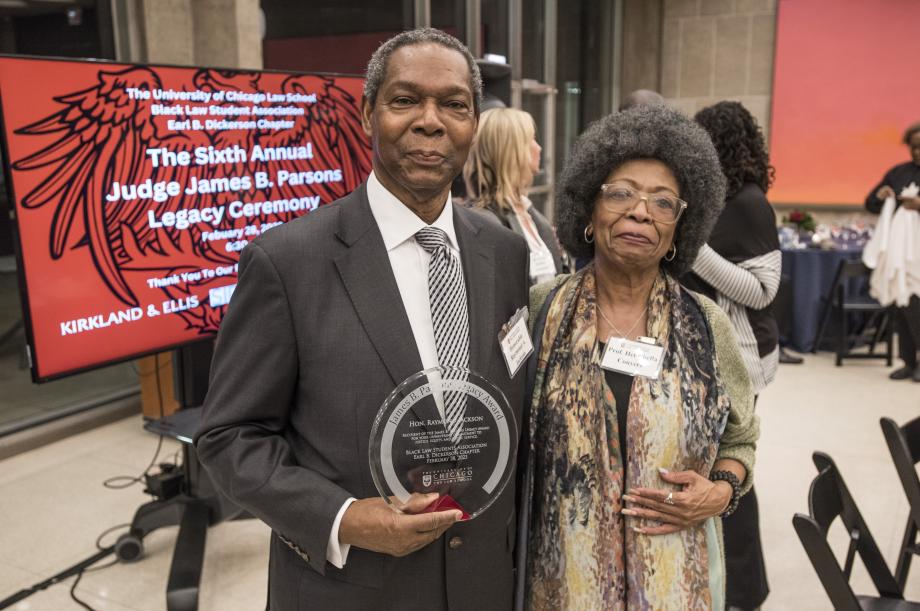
[521, 103, 758, 610]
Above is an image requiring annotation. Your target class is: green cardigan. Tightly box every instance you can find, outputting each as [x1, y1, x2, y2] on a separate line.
[528, 275, 759, 493]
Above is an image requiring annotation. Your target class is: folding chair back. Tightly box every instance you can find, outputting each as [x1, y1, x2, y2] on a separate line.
[793, 452, 906, 611]
[881, 416, 920, 591]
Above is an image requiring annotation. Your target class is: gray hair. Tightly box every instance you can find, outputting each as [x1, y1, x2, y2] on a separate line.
[555, 104, 727, 276]
[364, 28, 483, 114]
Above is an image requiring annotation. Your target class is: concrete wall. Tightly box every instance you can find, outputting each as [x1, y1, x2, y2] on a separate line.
[140, 0, 195, 64]
[191, 0, 263, 69]
[620, 0, 873, 220]
[621, 0, 664, 96]
[131, 0, 262, 68]
[659, 0, 777, 136]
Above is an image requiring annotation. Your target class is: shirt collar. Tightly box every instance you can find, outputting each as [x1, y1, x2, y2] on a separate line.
[366, 170, 459, 252]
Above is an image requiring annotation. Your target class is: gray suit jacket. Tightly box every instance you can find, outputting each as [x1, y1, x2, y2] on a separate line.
[195, 183, 529, 611]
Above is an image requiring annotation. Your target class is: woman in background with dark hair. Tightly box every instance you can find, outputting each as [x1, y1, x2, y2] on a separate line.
[688, 100, 777, 611]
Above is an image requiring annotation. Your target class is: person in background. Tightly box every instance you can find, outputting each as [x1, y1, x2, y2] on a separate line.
[865, 121, 920, 382]
[464, 107, 564, 285]
[687, 100, 777, 611]
[618, 88, 664, 111]
[521, 104, 758, 610]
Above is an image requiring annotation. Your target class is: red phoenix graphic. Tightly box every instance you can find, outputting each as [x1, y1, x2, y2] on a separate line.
[0, 57, 372, 380]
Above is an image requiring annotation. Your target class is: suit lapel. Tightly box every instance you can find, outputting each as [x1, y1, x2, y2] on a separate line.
[334, 185, 423, 386]
[455, 207, 495, 377]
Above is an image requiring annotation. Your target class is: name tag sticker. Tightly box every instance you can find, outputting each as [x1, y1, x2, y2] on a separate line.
[600, 337, 665, 379]
[498, 306, 533, 378]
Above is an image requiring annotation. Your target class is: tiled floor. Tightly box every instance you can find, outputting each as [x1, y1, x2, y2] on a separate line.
[0, 352, 917, 610]
[756, 352, 920, 609]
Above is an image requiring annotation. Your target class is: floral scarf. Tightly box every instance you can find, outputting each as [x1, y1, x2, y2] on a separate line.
[525, 265, 731, 610]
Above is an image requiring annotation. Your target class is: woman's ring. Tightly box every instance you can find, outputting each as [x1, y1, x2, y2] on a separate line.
[664, 492, 675, 506]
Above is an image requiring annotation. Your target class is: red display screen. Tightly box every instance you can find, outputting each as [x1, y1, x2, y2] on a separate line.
[0, 56, 372, 381]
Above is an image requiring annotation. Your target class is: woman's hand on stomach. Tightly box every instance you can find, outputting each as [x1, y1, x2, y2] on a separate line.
[620, 468, 732, 535]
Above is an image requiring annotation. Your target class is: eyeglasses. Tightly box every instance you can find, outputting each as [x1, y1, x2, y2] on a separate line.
[598, 183, 688, 224]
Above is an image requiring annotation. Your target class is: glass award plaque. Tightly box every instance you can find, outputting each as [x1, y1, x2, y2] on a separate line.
[369, 367, 517, 520]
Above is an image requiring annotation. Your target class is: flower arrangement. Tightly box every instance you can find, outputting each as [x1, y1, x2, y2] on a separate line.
[782, 209, 816, 232]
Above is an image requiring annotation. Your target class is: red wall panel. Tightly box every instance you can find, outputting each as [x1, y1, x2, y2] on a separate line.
[769, 0, 920, 205]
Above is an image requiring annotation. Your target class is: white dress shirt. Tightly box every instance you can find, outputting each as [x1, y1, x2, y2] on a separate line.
[325, 171, 464, 568]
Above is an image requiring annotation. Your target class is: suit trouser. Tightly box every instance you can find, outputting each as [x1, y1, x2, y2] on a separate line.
[895, 296, 920, 368]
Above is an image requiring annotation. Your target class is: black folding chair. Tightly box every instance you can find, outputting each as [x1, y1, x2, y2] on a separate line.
[812, 259, 893, 366]
[881, 416, 920, 592]
[792, 451, 919, 610]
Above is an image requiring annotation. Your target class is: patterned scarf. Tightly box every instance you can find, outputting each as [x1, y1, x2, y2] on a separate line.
[525, 265, 731, 610]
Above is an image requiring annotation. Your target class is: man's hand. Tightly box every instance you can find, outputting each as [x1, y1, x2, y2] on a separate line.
[338, 493, 461, 557]
[621, 469, 732, 536]
[877, 185, 896, 201]
[898, 195, 920, 210]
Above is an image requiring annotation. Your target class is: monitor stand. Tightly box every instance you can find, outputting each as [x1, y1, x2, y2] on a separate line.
[116, 340, 250, 611]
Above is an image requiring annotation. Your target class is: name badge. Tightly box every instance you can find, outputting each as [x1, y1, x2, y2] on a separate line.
[529, 249, 556, 279]
[498, 306, 534, 378]
[600, 337, 665, 379]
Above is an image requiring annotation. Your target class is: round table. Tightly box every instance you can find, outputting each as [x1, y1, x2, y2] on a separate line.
[777, 246, 864, 353]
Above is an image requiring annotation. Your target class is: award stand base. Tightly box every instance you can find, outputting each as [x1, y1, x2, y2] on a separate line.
[422, 494, 471, 521]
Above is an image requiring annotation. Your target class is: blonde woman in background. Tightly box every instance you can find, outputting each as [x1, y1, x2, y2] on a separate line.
[464, 108, 565, 285]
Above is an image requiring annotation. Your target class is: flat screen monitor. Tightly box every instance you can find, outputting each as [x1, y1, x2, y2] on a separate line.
[0, 56, 372, 381]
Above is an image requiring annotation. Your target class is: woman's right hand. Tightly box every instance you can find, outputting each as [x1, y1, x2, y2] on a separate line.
[621, 469, 732, 535]
[876, 185, 896, 200]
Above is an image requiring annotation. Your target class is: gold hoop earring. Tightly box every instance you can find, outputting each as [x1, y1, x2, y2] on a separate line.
[584, 225, 594, 244]
[664, 244, 677, 262]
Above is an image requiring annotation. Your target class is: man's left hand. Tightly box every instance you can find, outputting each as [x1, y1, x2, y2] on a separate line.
[621, 468, 731, 535]
[898, 196, 920, 210]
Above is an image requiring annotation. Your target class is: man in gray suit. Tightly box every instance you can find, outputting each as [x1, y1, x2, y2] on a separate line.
[196, 28, 529, 610]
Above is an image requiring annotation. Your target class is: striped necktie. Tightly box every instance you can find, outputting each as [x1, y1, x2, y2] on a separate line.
[415, 226, 470, 444]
